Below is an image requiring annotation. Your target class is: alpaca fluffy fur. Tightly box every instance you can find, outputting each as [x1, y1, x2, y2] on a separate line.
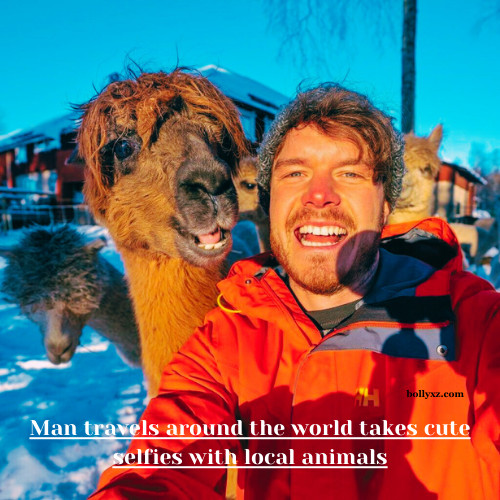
[78, 69, 248, 397]
[2, 226, 140, 366]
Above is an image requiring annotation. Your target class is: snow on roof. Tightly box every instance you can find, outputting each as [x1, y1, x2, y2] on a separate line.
[442, 161, 487, 185]
[0, 112, 79, 153]
[198, 65, 289, 115]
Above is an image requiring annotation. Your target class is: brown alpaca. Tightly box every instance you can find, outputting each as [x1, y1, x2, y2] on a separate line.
[78, 70, 248, 396]
[234, 156, 270, 251]
[388, 125, 443, 225]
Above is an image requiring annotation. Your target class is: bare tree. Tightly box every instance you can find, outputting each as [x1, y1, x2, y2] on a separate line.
[265, 0, 416, 132]
[401, 0, 416, 133]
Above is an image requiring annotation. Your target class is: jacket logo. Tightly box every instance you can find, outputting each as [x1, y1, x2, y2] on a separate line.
[355, 387, 380, 407]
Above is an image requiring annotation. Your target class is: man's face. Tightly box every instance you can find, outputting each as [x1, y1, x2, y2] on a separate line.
[269, 124, 390, 301]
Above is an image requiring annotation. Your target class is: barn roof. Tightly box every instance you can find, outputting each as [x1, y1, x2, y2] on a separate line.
[0, 112, 78, 153]
[442, 161, 487, 185]
[198, 65, 289, 114]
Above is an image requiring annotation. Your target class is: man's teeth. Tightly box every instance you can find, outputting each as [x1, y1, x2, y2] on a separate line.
[302, 240, 337, 247]
[298, 225, 347, 236]
[197, 239, 227, 250]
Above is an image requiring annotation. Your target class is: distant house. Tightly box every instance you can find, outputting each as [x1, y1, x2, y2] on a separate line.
[435, 161, 487, 221]
[0, 65, 288, 204]
[0, 113, 78, 201]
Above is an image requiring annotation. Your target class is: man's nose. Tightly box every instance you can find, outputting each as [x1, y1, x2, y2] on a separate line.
[301, 174, 341, 208]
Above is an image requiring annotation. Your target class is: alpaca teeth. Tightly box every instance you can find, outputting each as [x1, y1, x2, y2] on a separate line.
[199, 243, 214, 250]
[197, 239, 226, 250]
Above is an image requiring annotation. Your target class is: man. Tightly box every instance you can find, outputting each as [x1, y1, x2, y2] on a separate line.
[92, 84, 499, 499]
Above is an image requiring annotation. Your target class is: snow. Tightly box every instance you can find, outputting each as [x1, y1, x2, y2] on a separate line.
[17, 360, 72, 370]
[0, 373, 33, 392]
[0, 221, 260, 498]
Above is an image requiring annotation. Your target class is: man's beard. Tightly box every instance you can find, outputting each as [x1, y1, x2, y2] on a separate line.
[270, 207, 384, 296]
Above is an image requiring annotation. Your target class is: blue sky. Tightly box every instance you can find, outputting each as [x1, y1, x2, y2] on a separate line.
[1, 0, 498, 167]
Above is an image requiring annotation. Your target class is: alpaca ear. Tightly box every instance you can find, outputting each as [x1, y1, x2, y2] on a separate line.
[84, 237, 106, 253]
[428, 125, 443, 151]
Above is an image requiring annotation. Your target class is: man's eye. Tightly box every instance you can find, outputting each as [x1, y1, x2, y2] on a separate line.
[287, 171, 303, 178]
[342, 171, 361, 178]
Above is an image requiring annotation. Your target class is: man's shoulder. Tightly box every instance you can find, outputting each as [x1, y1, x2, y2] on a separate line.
[450, 269, 498, 309]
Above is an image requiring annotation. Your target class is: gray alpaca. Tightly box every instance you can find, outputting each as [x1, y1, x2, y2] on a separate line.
[2, 226, 141, 366]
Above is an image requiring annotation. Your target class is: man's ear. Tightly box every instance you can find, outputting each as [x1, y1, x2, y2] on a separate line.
[383, 200, 391, 225]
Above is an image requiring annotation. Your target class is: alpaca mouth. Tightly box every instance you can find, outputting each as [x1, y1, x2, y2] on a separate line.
[195, 227, 229, 251]
[181, 225, 232, 261]
[172, 215, 234, 265]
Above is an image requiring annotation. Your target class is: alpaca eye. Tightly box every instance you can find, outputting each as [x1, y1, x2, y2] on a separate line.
[422, 165, 434, 177]
[242, 181, 257, 191]
[114, 140, 134, 160]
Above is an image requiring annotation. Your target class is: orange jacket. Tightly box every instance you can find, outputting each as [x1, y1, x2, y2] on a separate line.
[92, 218, 499, 499]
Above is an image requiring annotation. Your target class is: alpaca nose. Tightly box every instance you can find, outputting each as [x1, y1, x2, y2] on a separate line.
[177, 158, 234, 198]
[46, 337, 74, 364]
[44, 310, 76, 364]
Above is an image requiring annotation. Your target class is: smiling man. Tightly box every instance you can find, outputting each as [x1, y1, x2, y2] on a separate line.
[92, 85, 499, 499]
[269, 124, 390, 309]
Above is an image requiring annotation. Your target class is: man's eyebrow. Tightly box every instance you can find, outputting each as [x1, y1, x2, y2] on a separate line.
[273, 158, 307, 170]
[274, 157, 370, 169]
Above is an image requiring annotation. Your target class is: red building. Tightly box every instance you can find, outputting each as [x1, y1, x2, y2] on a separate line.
[435, 161, 487, 221]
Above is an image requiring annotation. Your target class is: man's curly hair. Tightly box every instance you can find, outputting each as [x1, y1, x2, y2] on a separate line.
[258, 83, 405, 212]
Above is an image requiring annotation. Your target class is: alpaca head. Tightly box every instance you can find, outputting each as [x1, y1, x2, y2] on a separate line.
[78, 70, 249, 267]
[396, 125, 443, 214]
[234, 156, 259, 213]
[2, 226, 106, 365]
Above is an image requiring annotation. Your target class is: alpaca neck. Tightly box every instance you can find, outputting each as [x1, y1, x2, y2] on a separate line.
[388, 208, 432, 225]
[119, 247, 223, 394]
[87, 258, 141, 366]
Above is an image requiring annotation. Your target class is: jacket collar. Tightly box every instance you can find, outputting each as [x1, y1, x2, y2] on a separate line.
[217, 217, 460, 330]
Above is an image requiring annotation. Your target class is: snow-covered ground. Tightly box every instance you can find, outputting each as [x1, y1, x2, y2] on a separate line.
[0, 222, 261, 499]
[0, 226, 146, 499]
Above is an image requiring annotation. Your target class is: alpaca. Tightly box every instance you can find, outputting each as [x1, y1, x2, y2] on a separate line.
[1, 225, 140, 366]
[78, 69, 248, 396]
[387, 125, 498, 263]
[234, 156, 270, 251]
[388, 125, 443, 225]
